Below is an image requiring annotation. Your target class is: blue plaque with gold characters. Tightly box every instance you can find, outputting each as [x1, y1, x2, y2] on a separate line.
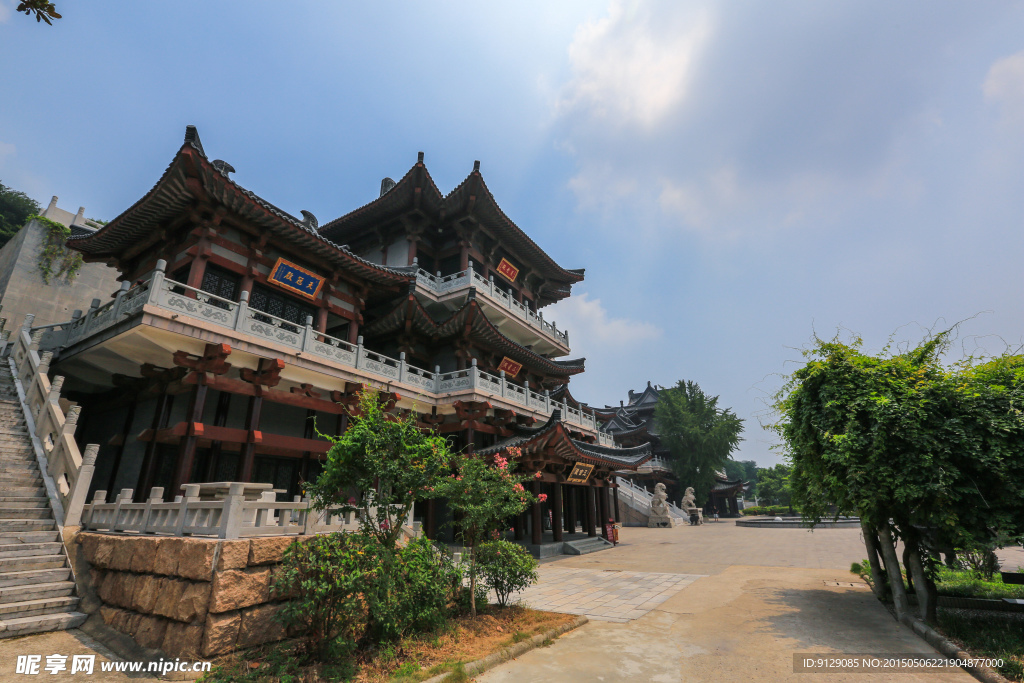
[269, 258, 325, 300]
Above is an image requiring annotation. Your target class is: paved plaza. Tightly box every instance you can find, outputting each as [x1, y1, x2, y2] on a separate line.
[512, 568, 704, 623]
[480, 522, 976, 682]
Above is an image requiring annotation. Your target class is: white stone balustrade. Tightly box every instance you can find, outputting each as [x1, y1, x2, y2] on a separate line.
[9, 323, 99, 527]
[414, 264, 569, 349]
[36, 261, 614, 441]
[80, 484, 420, 540]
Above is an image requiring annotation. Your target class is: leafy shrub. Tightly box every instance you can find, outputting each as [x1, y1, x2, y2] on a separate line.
[272, 533, 371, 661]
[934, 567, 1024, 600]
[741, 505, 795, 516]
[364, 536, 461, 642]
[954, 543, 1001, 580]
[476, 540, 538, 608]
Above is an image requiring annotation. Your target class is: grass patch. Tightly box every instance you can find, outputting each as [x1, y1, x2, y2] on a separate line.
[202, 606, 576, 683]
[935, 568, 1024, 600]
[937, 610, 1024, 681]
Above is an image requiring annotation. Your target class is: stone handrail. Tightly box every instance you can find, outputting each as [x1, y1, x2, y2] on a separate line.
[414, 263, 569, 349]
[39, 261, 611, 441]
[80, 483, 420, 540]
[615, 477, 687, 519]
[8, 320, 99, 527]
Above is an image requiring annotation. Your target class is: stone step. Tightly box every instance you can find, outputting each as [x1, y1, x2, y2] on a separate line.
[563, 537, 614, 555]
[0, 497, 48, 507]
[0, 567, 71, 588]
[0, 476, 42, 487]
[0, 466, 40, 475]
[0, 542, 63, 558]
[0, 611, 88, 638]
[0, 581, 75, 605]
[0, 595, 78, 619]
[0, 507, 51, 520]
[0, 531, 60, 544]
[0, 554, 67, 572]
[0, 519, 55, 532]
[0, 487, 48, 497]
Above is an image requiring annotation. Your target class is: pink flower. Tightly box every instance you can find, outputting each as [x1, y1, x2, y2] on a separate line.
[538, 493, 548, 503]
[534, 471, 542, 479]
[513, 483, 524, 492]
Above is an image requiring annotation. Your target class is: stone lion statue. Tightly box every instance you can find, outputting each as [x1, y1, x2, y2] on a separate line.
[680, 487, 697, 511]
[649, 482, 670, 517]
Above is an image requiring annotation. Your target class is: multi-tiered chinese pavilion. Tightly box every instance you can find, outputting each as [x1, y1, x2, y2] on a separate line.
[53, 127, 650, 549]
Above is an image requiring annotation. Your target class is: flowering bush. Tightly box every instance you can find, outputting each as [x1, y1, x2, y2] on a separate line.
[476, 540, 539, 607]
[431, 447, 539, 616]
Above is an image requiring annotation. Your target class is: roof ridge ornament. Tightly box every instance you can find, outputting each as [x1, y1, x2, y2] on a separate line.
[473, 160, 480, 173]
[300, 210, 318, 230]
[380, 177, 396, 196]
[212, 160, 235, 176]
[183, 125, 206, 157]
[417, 151, 424, 164]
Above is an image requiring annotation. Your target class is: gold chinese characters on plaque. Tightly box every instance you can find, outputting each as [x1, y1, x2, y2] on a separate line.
[566, 462, 595, 484]
[497, 356, 523, 377]
[496, 258, 519, 282]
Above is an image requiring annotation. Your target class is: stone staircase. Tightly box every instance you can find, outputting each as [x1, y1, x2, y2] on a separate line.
[0, 366, 86, 638]
[563, 536, 613, 555]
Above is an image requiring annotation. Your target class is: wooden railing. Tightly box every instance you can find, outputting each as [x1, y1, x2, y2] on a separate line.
[9, 317, 99, 527]
[81, 483, 421, 540]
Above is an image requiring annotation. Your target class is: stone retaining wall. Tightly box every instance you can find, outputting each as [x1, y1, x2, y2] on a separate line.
[75, 532, 297, 659]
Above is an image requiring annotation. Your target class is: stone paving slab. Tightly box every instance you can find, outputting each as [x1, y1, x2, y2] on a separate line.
[511, 567, 705, 623]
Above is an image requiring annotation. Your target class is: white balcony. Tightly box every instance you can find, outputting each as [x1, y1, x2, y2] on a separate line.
[36, 263, 613, 446]
[413, 263, 570, 356]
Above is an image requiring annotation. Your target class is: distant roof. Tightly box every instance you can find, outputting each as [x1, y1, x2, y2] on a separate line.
[319, 157, 585, 285]
[477, 410, 652, 471]
[68, 126, 415, 287]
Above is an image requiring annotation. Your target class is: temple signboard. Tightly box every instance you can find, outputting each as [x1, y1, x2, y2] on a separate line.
[496, 258, 519, 283]
[566, 462, 595, 484]
[269, 258, 325, 301]
[497, 356, 523, 377]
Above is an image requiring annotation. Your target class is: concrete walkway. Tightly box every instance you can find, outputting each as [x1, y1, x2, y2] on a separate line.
[480, 523, 974, 682]
[0, 627, 154, 680]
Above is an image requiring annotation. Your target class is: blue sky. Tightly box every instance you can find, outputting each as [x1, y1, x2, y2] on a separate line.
[2, 1, 1023, 466]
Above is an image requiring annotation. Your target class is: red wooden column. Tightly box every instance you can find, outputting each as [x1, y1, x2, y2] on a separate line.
[236, 358, 285, 482]
[136, 387, 173, 500]
[551, 483, 564, 543]
[598, 486, 608, 539]
[564, 486, 576, 534]
[612, 483, 620, 523]
[170, 344, 232, 496]
[531, 480, 543, 545]
[585, 485, 597, 537]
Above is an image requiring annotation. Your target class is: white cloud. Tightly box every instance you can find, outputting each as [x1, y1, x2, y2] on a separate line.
[0, 141, 15, 160]
[557, 0, 711, 129]
[984, 50, 1024, 125]
[548, 292, 661, 354]
[0, 2, 11, 24]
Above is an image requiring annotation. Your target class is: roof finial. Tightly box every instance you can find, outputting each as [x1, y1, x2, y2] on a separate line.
[300, 210, 318, 230]
[417, 151, 424, 164]
[212, 160, 235, 175]
[184, 125, 206, 157]
[473, 160, 480, 173]
[380, 177, 396, 196]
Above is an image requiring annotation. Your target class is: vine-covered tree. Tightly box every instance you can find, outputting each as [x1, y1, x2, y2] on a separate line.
[772, 331, 1024, 625]
[655, 380, 744, 505]
[0, 182, 40, 250]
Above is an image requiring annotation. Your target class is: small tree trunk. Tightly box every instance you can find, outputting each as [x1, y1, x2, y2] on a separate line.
[877, 521, 910, 621]
[902, 543, 915, 595]
[861, 521, 890, 601]
[903, 529, 936, 625]
[469, 545, 477, 618]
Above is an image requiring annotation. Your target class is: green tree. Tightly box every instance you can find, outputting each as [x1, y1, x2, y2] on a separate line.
[655, 380, 744, 505]
[723, 459, 758, 497]
[431, 446, 538, 616]
[771, 331, 1024, 625]
[306, 389, 454, 549]
[0, 182, 41, 250]
[755, 464, 791, 506]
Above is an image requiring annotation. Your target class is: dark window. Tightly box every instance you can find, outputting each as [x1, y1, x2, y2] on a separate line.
[438, 254, 461, 276]
[250, 284, 316, 332]
[199, 266, 241, 310]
